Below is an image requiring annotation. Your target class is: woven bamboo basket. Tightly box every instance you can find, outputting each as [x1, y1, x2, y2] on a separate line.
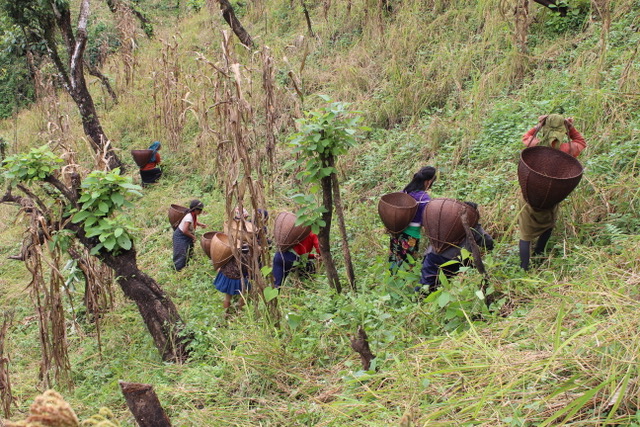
[201, 231, 221, 259]
[378, 192, 419, 234]
[518, 146, 583, 210]
[209, 233, 237, 270]
[131, 149, 153, 167]
[423, 198, 479, 253]
[273, 212, 311, 251]
[168, 204, 189, 230]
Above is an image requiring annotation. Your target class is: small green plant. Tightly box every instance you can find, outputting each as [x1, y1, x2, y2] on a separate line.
[2, 145, 63, 181]
[543, 1, 589, 34]
[71, 169, 142, 255]
[286, 95, 369, 292]
[186, 0, 205, 12]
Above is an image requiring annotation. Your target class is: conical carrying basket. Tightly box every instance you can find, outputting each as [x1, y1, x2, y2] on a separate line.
[131, 149, 153, 167]
[209, 233, 235, 270]
[518, 146, 583, 210]
[378, 192, 418, 234]
[168, 204, 189, 230]
[423, 198, 479, 253]
[201, 231, 221, 259]
[274, 212, 311, 251]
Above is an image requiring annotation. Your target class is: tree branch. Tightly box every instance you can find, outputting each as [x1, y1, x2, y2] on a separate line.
[43, 175, 78, 206]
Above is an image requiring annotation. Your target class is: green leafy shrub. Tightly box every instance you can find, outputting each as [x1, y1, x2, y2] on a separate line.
[71, 169, 142, 255]
[2, 144, 63, 181]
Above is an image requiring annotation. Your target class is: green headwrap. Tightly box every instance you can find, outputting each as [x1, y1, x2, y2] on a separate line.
[538, 114, 567, 147]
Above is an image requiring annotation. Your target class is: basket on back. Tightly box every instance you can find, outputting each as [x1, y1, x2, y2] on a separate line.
[518, 146, 583, 210]
[131, 149, 153, 167]
[168, 204, 189, 230]
[274, 212, 311, 251]
[378, 192, 418, 234]
[209, 233, 237, 269]
[224, 220, 256, 244]
[201, 231, 221, 259]
[423, 198, 479, 253]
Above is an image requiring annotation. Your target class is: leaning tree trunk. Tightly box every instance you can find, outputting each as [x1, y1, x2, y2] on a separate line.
[328, 156, 355, 292]
[216, 0, 254, 47]
[318, 172, 342, 294]
[89, 244, 189, 362]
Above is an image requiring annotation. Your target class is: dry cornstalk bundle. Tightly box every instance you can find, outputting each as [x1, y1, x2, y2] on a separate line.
[187, 52, 226, 173]
[208, 32, 273, 308]
[115, 5, 139, 89]
[153, 37, 188, 151]
[13, 197, 73, 391]
[0, 311, 15, 418]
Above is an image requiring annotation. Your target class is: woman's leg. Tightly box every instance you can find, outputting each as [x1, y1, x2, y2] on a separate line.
[173, 229, 190, 271]
[272, 251, 297, 288]
[533, 228, 553, 255]
[223, 293, 232, 312]
[519, 239, 531, 270]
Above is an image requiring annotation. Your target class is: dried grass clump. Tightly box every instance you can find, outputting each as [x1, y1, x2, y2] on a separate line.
[4, 390, 79, 427]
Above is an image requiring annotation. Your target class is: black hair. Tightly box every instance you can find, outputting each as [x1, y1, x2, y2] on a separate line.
[189, 199, 204, 211]
[464, 201, 478, 211]
[403, 166, 437, 193]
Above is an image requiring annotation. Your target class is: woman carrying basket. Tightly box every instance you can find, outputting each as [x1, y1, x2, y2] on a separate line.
[139, 141, 163, 186]
[389, 166, 437, 271]
[518, 114, 586, 270]
[173, 199, 207, 271]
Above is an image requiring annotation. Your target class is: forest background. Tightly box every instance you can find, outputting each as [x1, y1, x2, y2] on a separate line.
[0, 0, 639, 425]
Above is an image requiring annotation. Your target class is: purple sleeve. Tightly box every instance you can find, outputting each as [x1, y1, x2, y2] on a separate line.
[408, 191, 431, 224]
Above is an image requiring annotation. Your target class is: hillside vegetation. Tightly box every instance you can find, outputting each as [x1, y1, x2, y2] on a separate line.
[1, 0, 639, 425]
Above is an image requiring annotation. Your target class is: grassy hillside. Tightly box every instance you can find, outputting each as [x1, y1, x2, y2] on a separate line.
[1, 0, 639, 425]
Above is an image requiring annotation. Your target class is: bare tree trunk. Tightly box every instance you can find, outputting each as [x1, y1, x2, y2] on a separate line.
[49, 0, 122, 170]
[119, 381, 172, 427]
[328, 157, 355, 292]
[85, 243, 190, 362]
[318, 173, 342, 294]
[216, 0, 254, 47]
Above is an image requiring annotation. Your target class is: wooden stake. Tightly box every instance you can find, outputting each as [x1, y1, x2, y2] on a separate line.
[119, 381, 171, 427]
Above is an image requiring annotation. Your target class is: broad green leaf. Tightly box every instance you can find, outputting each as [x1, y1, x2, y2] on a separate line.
[286, 313, 302, 330]
[263, 286, 279, 302]
[103, 237, 117, 251]
[117, 235, 132, 251]
[437, 292, 451, 308]
[71, 210, 91, 223]
[111, 193, 124, 206]
[98, 202, 110, 213]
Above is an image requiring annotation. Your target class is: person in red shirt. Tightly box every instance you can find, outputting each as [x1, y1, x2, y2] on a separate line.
[518, 114, 587, 270]
[522, 114, 586, 157]
[272, 232, 320, 288]
[140, 141, 162, 186]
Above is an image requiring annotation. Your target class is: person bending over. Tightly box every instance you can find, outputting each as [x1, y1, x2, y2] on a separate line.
[418, 202, 494, 295]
